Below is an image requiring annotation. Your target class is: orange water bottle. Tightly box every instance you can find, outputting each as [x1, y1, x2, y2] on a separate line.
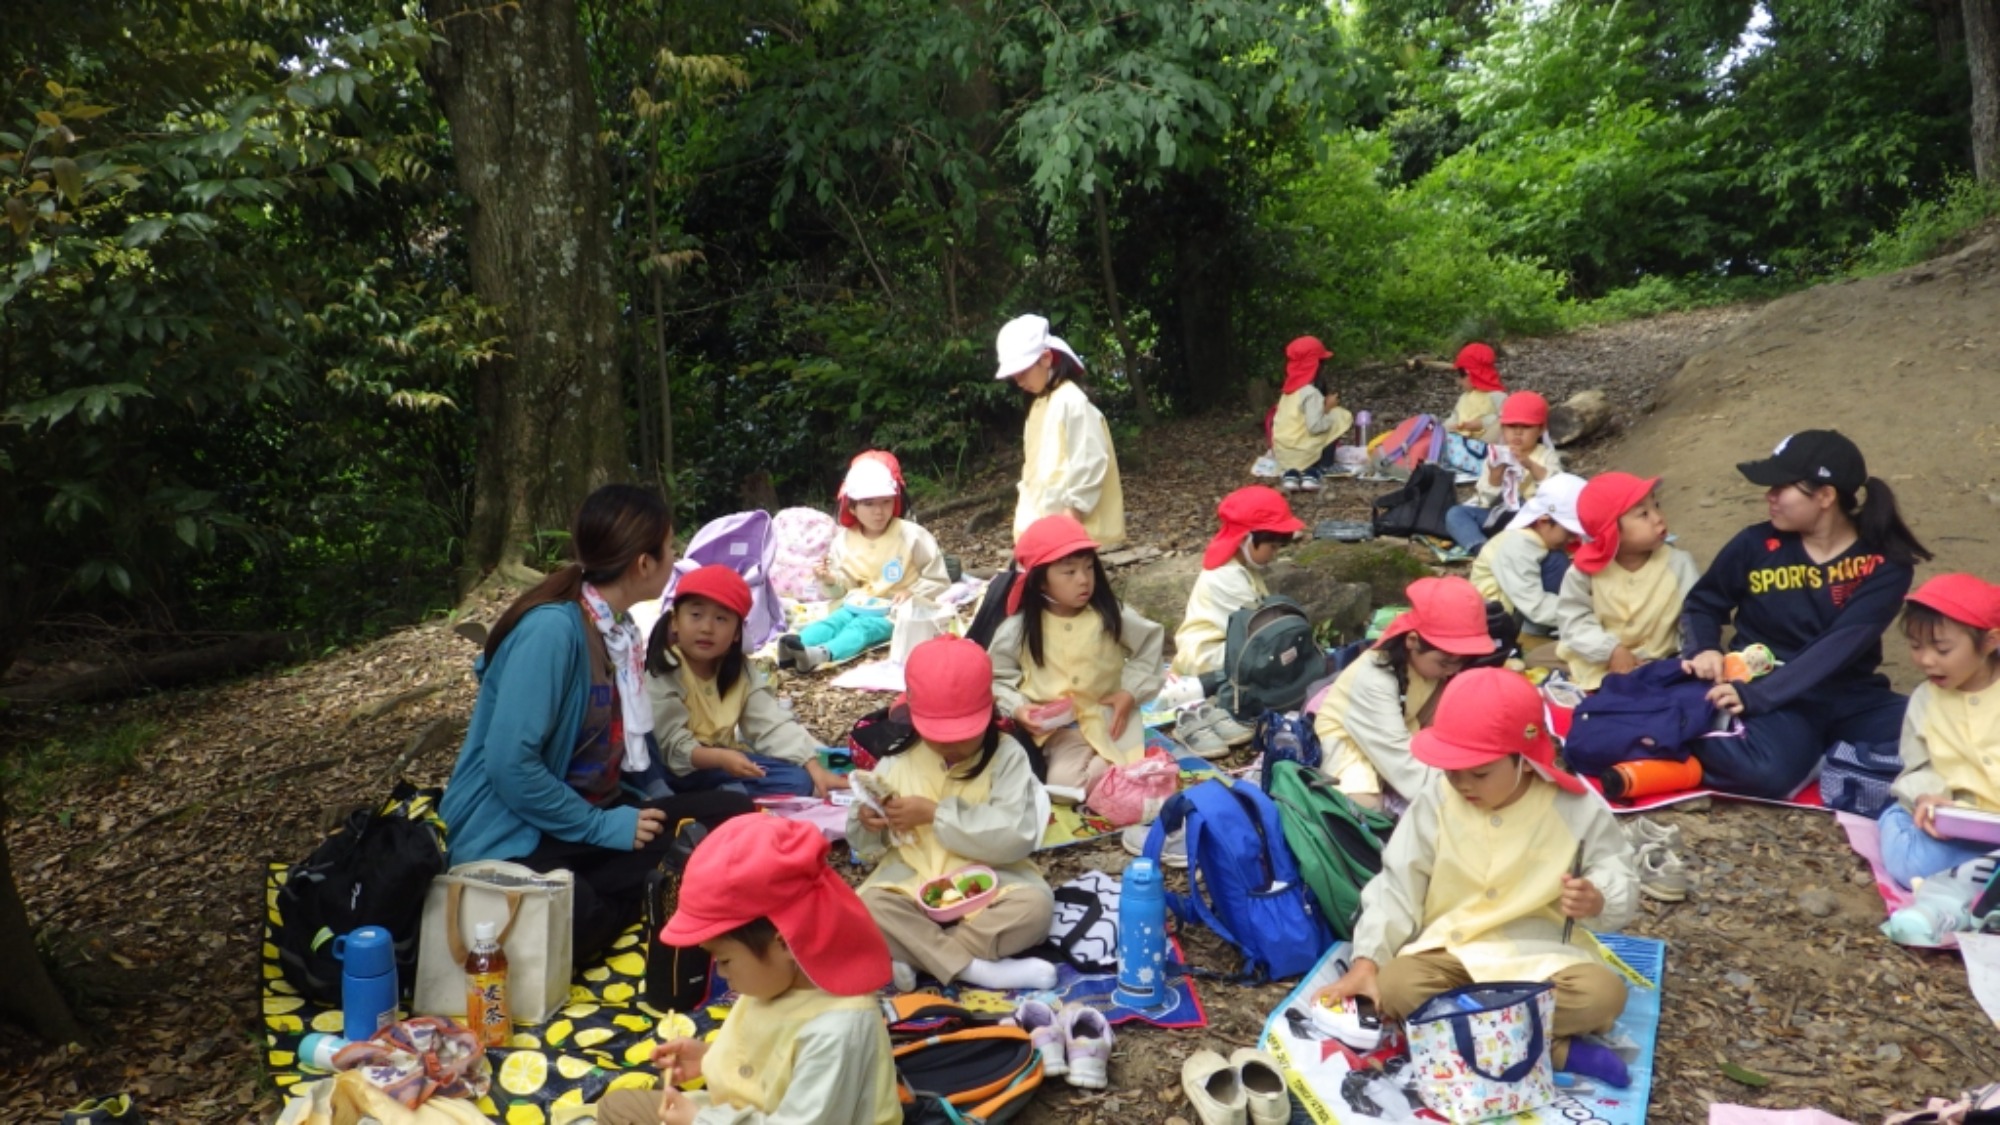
[464, 920, 510, 1047]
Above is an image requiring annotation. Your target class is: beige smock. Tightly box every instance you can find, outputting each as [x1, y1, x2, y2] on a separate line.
[848, 735, 1048, 901]
[989, 606, 1165, 765]
[820, 517, 951, 602]
[694, 988, 901, 1125]
[1273, 385, 1354, 472]
[1311, 653, 1441, 799]
[1555, 547, 1701, 691]
[1451, 390, 1503, 444]
[1172, 560, 1268, 677]
[1893, 680, 2000, 813]
[1015, 381, 1125, 548]
[1352, 774, 1638, 982]
[1470, 528, 1561, 629]
[1474, 444, 1565, 508]
[647, 649, 821, 775]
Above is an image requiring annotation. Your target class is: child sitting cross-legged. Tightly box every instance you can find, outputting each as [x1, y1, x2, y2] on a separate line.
[1315, 668, 1639, 1089]
[849, 635, 1061, 995]
[779, 450, 950, 672]
[1878, 574, 2000, 887]
[647, 565, 846, 799]
[591, 814, 903, 1125]
[1312, 576, 1494, 811]
[1555, 472, 1701, 691]
[1469, 472, 1586, 642]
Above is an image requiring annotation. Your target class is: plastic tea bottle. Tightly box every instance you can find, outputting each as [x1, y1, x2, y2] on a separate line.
[1114, 857, 1167, 1008]
[464, 920, 510, 1047]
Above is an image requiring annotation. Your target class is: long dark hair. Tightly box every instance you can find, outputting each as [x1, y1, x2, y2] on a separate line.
[1372, 632, 1452, 701]
[877, 710, 1006, 782]
[1841, 477, 1931, 567]
[1020, 551, 1123, 667]
[484, 484, 672, 662]
[643, 596, 748, 697]
[1031, 349, 1085, 398]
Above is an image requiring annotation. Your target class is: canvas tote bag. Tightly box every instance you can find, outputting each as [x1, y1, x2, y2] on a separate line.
[1406, 980, 1559, 1123]
[413, 861, 574, 1025]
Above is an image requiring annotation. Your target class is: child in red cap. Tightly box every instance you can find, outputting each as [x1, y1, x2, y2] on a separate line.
[592, 814, 902, 1125]
[848, 636, 1059, 995]
[1553, 472, 1701, 691]
[1316, 668, 1639, 1089]
[1877, 574, 2000, 886]
[646, 564, 846, 799]
[1312, 576, 1496, 810]
[1446, 342, 1506, 443]
[1446, 389, 1566, 551]
[1272, 336, 1354, 492]
[1173, 486, 1304, 680]
[989, 515, 1165, 805]
[779, 450, 950, 672]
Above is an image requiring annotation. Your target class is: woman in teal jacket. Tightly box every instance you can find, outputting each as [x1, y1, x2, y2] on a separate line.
[440, 484, 752, 960]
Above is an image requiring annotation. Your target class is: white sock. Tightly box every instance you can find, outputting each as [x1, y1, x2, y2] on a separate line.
[959, 956, 1058, 991]
[891, 961, 917, 993]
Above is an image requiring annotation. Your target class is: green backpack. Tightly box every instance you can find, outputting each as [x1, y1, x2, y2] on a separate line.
[1266, 760, 1396, 939]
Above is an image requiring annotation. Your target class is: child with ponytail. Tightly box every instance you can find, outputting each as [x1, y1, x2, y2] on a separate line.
[1681, 431, 1930, 800]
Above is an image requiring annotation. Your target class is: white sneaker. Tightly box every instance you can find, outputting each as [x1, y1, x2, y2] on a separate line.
[1122, 823, 1188, 869]
[1060, 1004, 1113, 1089]
[1179, 702, 1253, 748]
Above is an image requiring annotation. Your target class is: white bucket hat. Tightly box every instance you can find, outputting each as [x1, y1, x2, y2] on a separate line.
[994, 314, 1084, 380]
[841, 456, 899, 502]
[1506, 471, 1588, 537]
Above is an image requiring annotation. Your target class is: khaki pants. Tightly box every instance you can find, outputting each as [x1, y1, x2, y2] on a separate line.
[1374, 949, 1625, 1065]
[594, 1086, 670, 1125]
[861, 883, 1054, 983]
[1043, 728, 1113, 800]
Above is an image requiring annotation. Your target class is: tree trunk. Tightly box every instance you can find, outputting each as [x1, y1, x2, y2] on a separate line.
[1092, 184, 1156, 425]
[0, 790, 83, 1043]
[427, 0, 627, 576]
[646, 158, 674, 490]
[1966, 0, 2000, 181]
[0, 632, 300, 704]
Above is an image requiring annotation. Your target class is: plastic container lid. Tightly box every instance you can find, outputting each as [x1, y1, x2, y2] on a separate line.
[474, 921, 498, 943]
[336, 925, 396, 977]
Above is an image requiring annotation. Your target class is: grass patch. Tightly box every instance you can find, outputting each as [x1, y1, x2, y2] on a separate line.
[1566, 273, 1798, 328]
[1851, 175, 2000, 276]
[1, 718, 159, 814]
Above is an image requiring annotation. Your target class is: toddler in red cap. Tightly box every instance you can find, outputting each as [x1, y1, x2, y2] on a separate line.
[849, 635, 1060, 994]
[1877, 574, 2000, 886]
[990, 515, 1165, 804]
[1446, 389, 1566, 551]
[1312, 576, 1496, 810]
[1553, 472, 1701, 691]
[646, 564, 847, 799]
[592, 814, 902, 1125]
[1317, 668, 1639, 1089]
[1446, 342, 1506, 444]
[778, 450, 950, 673]
[995, 314, 1125, 549]
[1172, 486, 1303, 683]
[1271, 336, 1353, 492]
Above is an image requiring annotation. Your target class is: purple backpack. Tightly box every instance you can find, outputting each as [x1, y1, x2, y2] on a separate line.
[666, 510, 785, 650]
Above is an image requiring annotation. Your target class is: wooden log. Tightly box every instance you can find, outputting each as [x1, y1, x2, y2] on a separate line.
[0, 632, 300, 704]
[1547, 388, 1613, 447]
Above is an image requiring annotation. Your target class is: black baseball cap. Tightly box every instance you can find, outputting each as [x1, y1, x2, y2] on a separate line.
[1735, 430, 1866, 492]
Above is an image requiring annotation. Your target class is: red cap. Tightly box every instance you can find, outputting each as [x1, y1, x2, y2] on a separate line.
[660, 815, 891, 996]
[1203, 486, 1305, 570]
[1908, 574, 2000, 631]
[837, 450, 906, 528]
[1498, 391, 1549, 428]
[1412, 668, 1585, 795]
[1455, 342, 1503, 393]
[1571, 472, 1660, 575]
[1375, 576, 1496, 658]
[904, 635, 995, 743]
[674, 564, 753, 621]
[1283, 336, 1333, 395]
[1007, 514, 1100, 614]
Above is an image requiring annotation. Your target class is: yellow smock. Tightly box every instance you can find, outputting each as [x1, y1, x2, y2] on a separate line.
[1451, 390, 1503, 443]
[1015, 381, 1125, 548]
[1172, 561, 1268, 677]
[823, 518, 951, 601]
[849, 736, 1047, 902]
[702, 988, 902, 1125]
[1273, 385, 1354, 472]
[1892, 681, 2000, 813]
[1311, 654, 1440, 799]
[1555, 547, 1700, 691]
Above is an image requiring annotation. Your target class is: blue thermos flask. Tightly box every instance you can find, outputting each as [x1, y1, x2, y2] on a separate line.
[1114, 857, 1167, 1008]
[333, 925, 398, 1041]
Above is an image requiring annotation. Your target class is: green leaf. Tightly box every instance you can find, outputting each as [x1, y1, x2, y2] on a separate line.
[174, 516, 198, 547]
[122, 217, 169, 246]
[327, 162, 355, 194]
[106, 564, 133, 597]
[1719, 1061, 1770, 1088]
[51, 157, 84, 205]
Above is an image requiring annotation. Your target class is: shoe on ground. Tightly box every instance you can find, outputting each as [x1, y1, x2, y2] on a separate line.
[1060, 1003, 1113, 1089]
[62, 1096, 144, 1125]
[1635, 843, 1690, 902]
[1123, 823, 1188, 869]
[1181, 1049, 1248, 1125]
[1280, 472, 1302, 493]
[1229, 1048, 1291, 1125]
[1177, 723, 1235, 760]
[1180, 702, 1253, 748]
[1299, 473, 1324, 492]
[1005, 997, 1067, 1078]
[776, 633, 804, 668]
[794, 644, 832, 672]
[1621, 817, 1681, 851]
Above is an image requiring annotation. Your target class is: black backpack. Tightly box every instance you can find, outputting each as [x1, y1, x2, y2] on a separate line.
[1215, 595, 1327, 721]
[1370, 462, 1457, 541]
[964, 565, 1019, 649]
[272, 782, 448, 1005]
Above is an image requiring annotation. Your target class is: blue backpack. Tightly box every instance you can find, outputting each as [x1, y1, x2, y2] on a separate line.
[1253, 710, 1322, 793]
[1145, 779, 1332, 981]
[1562, 661, 1727, 776]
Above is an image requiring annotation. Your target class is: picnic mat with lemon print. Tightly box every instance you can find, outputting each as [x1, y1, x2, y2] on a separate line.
[262, 865, 719, 1122]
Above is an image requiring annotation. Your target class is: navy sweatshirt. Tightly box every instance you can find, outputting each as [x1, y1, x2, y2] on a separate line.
[1680, 522, 1913, 715]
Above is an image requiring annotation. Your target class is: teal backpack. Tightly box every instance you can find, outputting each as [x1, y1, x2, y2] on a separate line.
[1266, 760, 1395, 939]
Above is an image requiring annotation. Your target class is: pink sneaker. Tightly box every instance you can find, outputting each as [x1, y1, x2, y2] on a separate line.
[1005, 998, 1066, 1078]
[1060, 1003, 1113, 1089]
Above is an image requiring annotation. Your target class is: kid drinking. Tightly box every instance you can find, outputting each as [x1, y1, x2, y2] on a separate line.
[1271, 335, 1353, 492]
[1555, 472, 1701, 691]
